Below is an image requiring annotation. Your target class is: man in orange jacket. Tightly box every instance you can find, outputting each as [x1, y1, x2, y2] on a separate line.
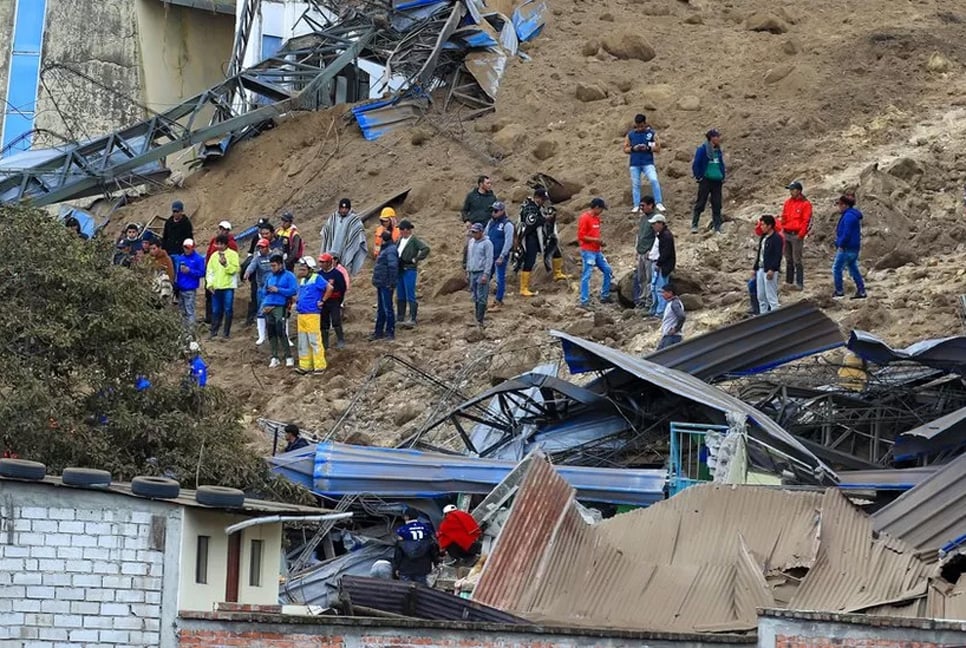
[373, 207, 400, 258]
[780, 181, 812, 290]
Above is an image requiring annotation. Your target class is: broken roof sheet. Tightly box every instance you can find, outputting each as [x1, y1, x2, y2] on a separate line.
[512, 0, 548, 41]
[847, 330, 966, 371]
[268, 441, 666, 506]
[475, 460, 937, 633]
[894, 405, 966, 461]
[551, 330, 836, 483]
[872, 452, 966, 560]
[645, 301, 843, 381]
[837, 466, 939, 491]
[340, 575, 527, 623]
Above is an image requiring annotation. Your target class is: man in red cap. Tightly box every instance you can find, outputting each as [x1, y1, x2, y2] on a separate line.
[318, 253, 348, 349]
[437, 504, 482, 565]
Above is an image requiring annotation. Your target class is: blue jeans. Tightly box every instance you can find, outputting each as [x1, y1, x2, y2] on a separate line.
[832, 249, 865, 294]
[178, 289, 197, 329]
[630, 164, 663, 205]
[375, 286, 395, 337]
[657, 334, 682, 350]
[650, 267, 669, 315]
[397, 268, 418, 303]
[579, 250, 612, 304]
[210, 289, 234, 336]
[492, 261, 507, 302]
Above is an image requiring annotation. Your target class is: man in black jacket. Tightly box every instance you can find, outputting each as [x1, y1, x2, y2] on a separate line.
[647, 214, 676, 316]
[754, 214, 783, 313]
[396, 220, 431, 328]
[161, 200, 194, 256]
[460, 175, 497, 226]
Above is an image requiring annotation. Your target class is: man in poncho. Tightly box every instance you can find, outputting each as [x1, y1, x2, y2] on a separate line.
[319, 197, 367, 277]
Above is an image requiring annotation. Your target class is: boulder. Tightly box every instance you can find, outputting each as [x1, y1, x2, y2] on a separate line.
[435, 273, 468, 296]
[575, 83, 608, 102]
[782, 39, 801, 55]
[927, 52, 951, 73]
[885, 157, 924, 184]
[601, 32, 657, 62]
[532, 138, 559, 161]
[746, 13, 788, 34]
[683, 13, 704, 25]
[581, 40, 600, 57]
[679, 294, 704, 311]
[676, 95, 701, 111]
[764, 64, 796, 84]
[488, 123, 527, 157]
[566, 316, 596, 337]
[873, 247, 918, 270]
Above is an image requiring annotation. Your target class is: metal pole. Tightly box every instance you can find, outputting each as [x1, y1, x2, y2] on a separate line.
[224, 512, 352, 535]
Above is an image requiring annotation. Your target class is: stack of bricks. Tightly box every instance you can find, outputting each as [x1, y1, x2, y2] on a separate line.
[0, 504, 164, 646]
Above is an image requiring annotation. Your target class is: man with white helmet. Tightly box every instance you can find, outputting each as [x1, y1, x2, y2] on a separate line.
[293, 256, 332, 374]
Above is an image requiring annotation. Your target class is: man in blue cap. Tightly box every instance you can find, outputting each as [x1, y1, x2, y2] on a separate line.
[162, 200, 194, 255]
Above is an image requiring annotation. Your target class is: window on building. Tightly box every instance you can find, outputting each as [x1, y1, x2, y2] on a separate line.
[249, 539, 263, 587]
[195, 535, 209, 584]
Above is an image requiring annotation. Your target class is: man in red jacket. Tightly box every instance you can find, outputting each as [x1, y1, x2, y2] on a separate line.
[779, 181, 812, 290]
[437, 504, 482, 564]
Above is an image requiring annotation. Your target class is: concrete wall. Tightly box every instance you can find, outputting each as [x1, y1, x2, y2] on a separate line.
[180, 508, 283, 612]
[34, 0, 144, 139]
[758, 610, 966, 648]
[134, 0, 233, 113]
[0, 480, 183, 647]
[0, 0, 15, 118]
[177, 613, 755, 648]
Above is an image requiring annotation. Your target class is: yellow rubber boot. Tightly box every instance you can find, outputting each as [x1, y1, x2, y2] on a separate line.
[519, 271, 538, 297]
[552, 257, 571, 281]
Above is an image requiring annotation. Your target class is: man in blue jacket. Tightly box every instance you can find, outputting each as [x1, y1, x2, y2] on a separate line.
[691, 128, 726, 233]
[833, 195, 867, 299]
[262, 255, 298, 368]
[371, 231, 399, 341]
[172, 239, 206, 331]
[753, 215, 783, 313]
[483, 201, 514, 311]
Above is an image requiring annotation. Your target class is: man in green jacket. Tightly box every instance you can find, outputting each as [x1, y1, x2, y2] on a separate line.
[460, 175, 498, 227]
[396, 220, 431, 328]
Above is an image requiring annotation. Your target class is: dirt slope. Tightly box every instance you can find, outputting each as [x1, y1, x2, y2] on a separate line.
[116, 0, 966, 442]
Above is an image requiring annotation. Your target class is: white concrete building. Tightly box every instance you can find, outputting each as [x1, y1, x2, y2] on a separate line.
[0, 473, 328, 647]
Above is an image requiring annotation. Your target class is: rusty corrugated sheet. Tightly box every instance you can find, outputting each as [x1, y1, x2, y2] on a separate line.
[473, 457, 573, 610]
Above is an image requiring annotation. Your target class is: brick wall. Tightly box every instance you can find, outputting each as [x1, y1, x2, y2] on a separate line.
[176, 613, 747, 648]
[0, 482, 181, 647]
[776, 636, 945, 648]
[758, 610, 966, 648]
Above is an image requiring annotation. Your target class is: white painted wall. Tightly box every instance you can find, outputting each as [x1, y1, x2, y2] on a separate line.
[0, 481, 183, 647]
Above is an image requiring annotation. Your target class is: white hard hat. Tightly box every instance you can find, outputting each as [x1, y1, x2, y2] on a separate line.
[298, 256, 317, 269]
[443, 504, 458, 514]
[218, 220, 232, 230]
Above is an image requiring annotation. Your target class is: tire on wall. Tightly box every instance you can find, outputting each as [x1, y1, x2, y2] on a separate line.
[0, 459, 46, 481]
[62, 467, 112, 488]
[195, 485, 245, 509]
[131, 476, 181, 499]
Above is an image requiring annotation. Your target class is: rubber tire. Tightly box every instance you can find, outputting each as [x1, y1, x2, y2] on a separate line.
[0, 458, 46, 480]
[195, 485, 245, 509]
[62, 467, 112, 488]
[131, 475, 181, 499]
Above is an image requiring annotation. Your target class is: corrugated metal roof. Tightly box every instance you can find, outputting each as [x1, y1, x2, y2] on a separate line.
[848, 330, 966, 371]
[550, 330, 836, 484]
[837, 466, 939, 491]
[790, 489, 931, 612]
[894, 405, 966, 460]
[268, 441, 666, 506]
[646, 301, 843, 381]
[340, 575, 527, 623]
[0, 474, 326, 515]
[872, 452, 966, 558]
[474, 460, 935, 632]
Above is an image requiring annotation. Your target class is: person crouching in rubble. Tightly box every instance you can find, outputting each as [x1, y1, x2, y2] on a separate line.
[437, 504, 482, 566]
[392, 507, 439, 586]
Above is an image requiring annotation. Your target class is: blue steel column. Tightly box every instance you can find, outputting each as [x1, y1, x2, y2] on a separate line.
[1, 0, 47, 154]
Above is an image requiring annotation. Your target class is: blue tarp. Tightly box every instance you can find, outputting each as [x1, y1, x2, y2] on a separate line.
[59, 205, 100, 239]
[268, 441, 666, 506]
[512, 0, 547, 42]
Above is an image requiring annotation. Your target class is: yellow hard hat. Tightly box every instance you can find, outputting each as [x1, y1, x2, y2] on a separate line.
[379, 207, 396, 220]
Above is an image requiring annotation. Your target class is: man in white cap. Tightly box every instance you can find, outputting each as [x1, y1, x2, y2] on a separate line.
[647, 212, 676, 317]
[172, 238, 206, 331]
[437, 504, 482, 565]
[464, 222, 493, 328]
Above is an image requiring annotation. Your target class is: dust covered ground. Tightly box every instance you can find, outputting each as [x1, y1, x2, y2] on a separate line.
[117, 0, 966, 444]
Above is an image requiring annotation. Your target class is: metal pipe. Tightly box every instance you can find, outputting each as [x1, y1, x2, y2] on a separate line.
[225, 512, 353, 535]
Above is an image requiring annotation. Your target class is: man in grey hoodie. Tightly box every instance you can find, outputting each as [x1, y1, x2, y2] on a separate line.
[464, 223, 494, 328]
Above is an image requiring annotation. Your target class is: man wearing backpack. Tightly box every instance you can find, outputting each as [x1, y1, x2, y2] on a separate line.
[392, 507, 439, 585]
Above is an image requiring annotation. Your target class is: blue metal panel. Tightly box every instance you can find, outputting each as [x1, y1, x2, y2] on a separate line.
[512, 0, 547, 42]
[3, 0, 46, 154]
